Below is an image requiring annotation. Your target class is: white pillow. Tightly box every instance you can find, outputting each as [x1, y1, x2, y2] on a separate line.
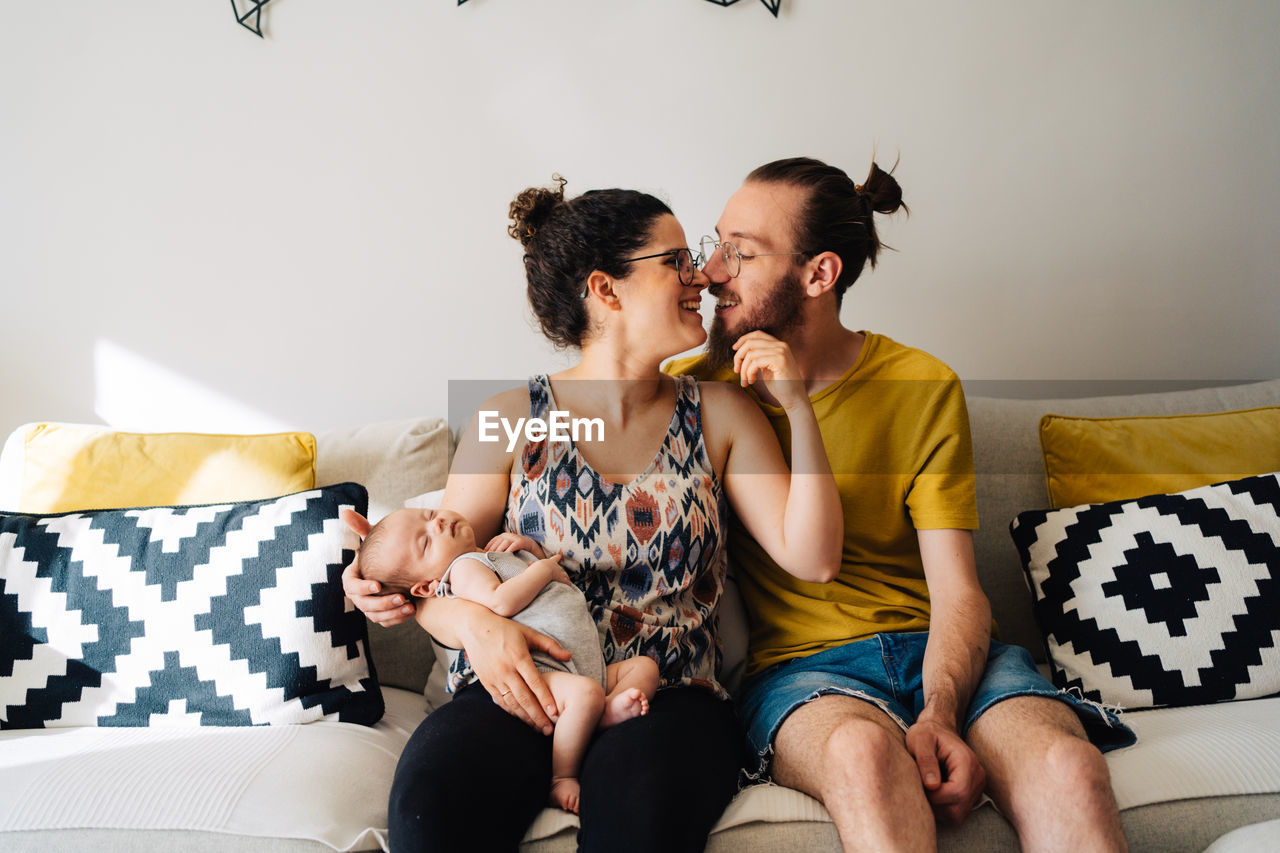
[403, 488, 446, 511]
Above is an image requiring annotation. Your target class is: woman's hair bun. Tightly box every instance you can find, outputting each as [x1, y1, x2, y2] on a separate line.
[508, 173, 568, 248]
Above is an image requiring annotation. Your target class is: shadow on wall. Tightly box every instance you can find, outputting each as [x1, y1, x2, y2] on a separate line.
[93, 339, 293, 434]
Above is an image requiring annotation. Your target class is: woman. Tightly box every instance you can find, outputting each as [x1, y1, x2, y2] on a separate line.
[346, 176, 842, 852]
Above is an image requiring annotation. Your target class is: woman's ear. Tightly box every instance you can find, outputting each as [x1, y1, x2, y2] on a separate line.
[341, 509, 372, 539]
[584, 270, 622, 310]
[804, 251, 843, 298]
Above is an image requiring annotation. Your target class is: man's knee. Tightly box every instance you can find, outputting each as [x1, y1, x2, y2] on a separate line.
[1040, 731, 1111, 791]
[773, 696, 916, 794]
[825, 714, 903, 768]
[974, 697, 1111, 794]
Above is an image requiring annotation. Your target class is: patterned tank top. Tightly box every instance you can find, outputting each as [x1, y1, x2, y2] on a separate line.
[505, 374, 729, 697]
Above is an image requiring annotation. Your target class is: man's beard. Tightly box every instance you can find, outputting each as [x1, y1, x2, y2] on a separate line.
[705, 270, 804, 369]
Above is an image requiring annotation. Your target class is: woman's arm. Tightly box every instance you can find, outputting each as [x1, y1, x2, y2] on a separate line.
[710, 332, 843, 582]
[344, 389, 569, 730]
[428, 390, 569, 730]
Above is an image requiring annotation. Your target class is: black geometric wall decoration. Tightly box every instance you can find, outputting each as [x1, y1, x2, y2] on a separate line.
[456, 0, 782, 15]
[240, 0, 785, 35]
[231, 0, 273, 38]
[703, 0, 781, 16]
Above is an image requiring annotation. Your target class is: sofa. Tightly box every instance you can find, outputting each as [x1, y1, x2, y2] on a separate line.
[2, 378, 1279, 852]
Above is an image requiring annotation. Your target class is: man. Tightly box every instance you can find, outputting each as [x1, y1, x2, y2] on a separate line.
[663, 157, 1134, 852]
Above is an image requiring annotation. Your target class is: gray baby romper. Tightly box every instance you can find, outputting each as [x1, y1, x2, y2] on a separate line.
[437, 550, 605, 689]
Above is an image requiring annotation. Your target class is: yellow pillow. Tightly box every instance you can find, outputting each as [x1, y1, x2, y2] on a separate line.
[1039, 406, 1280, 508]
[16, 423, 317, 513]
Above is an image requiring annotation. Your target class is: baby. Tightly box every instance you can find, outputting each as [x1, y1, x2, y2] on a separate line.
[344, 506, 659, 813]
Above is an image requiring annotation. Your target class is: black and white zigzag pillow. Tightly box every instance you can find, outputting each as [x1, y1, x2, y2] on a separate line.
[1011, 472, 1280, 709]
[0, 482, 383, 728]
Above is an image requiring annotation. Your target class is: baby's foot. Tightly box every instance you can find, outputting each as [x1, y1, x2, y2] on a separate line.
[600, 687, 649, 728]
[550, 776, 580, 814]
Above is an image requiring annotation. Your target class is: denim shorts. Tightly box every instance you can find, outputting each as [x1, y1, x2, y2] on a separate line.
[737, 632, 1136, 782]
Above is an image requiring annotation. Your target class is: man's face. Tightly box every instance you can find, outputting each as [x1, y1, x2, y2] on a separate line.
[704, 180, 808, 367]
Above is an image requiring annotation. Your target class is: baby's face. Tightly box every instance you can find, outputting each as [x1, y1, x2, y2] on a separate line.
[381, 507, 478, 584]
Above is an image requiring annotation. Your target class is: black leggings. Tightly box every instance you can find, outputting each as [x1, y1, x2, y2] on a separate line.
[388, 683, 743, 853]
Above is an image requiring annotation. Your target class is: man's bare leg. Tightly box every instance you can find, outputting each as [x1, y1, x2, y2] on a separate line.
[967, 696, 1126, 853]
[772, 694, 935, 853]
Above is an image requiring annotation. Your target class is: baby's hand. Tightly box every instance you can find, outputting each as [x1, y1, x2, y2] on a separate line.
[486, 532, 546, 559]
[534, 554, 573, 587]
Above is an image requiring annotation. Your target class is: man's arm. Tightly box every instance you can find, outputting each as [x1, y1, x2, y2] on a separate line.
[907, 527, 991, 824]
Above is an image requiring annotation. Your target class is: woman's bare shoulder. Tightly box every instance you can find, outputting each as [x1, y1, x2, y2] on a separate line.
[465, 384, 532, 425]
[695, 377, 758, 419]
[689, 377, 763, 473]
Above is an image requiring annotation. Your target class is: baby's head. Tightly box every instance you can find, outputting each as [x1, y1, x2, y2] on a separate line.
[356, 508, 478, 599]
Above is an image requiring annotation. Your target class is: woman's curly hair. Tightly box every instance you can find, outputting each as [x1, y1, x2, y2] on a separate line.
[509, 175, 673, 349]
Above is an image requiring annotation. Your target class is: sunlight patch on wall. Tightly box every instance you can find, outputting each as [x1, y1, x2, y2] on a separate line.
[94, 339, 292, 434]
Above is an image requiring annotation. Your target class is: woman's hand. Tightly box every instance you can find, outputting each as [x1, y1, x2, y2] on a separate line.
[458, 605, 571, 734]
[732, 331, 809, 411]
[485, 531, 547, 559]
[341, 561, 416, 627]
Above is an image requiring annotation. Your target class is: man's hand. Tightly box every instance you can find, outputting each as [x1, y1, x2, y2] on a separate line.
[732, 331, 808, 411]
[485, 531, 547, 559]
[905, 718, 988, 824]
[460, 608, 572, 735]
[341, 561, 415, 627]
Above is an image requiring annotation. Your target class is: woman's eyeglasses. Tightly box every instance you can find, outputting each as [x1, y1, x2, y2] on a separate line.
[620, 247, 701, 287]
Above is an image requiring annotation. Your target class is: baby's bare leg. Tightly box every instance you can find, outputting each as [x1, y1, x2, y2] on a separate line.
[600, 655, 660, 729]
[542, 671, 605, 814]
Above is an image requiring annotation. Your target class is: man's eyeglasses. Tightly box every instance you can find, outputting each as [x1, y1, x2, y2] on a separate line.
[620, 247, 701, 287]
[699, 236, 806, 279]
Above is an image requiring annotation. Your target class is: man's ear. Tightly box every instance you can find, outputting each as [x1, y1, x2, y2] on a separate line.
[341, 509, 372, 539]
[804, 251, 843, 298]
[584, 270, 622, 310]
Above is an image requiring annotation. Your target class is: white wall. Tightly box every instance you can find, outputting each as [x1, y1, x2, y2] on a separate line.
[3, 0, 1278, 439]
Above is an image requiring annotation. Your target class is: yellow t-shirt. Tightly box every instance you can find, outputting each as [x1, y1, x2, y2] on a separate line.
[666, 332, 979, 677]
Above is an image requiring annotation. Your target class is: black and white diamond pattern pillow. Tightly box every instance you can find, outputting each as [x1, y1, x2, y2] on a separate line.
[1011, 472, 1280, 709]
[0, 482, 383, 728]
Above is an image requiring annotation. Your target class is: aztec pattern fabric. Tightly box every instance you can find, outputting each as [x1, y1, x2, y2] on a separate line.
[0, 483, 383, 728]
[484, 374, 728, 697]
[1011, 472, 1280, 709]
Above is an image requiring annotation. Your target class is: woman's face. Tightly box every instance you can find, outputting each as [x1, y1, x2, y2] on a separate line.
[610, 213, 709, 358]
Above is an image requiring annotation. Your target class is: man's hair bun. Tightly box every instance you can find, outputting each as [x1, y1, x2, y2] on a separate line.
[857, 161, 907, 217]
